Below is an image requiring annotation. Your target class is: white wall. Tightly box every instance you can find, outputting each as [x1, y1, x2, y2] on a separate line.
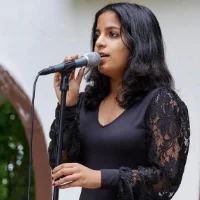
[0, 0, 199, 199]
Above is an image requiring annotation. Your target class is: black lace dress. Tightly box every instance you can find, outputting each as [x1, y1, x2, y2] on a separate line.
[48, 87, 190, 200]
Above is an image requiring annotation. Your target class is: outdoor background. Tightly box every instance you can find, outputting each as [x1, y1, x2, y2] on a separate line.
[0, 0, 199, 199]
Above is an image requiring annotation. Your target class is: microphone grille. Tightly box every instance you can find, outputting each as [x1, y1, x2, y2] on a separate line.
[84, 52, 101, 68]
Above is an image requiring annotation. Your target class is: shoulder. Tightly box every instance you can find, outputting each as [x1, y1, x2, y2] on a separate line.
[149, 87, 187, 108]
[145, 88, 190, 150]
[146, 87, 189, 120]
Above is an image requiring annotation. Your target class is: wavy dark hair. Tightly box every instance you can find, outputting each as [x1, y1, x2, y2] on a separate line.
[84, 2, 174, 110]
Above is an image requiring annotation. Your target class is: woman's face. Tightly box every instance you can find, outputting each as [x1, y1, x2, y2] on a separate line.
[94, 11, 130, 80]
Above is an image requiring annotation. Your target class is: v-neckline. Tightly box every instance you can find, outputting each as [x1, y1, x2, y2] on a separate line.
[96, 106, 128, 128]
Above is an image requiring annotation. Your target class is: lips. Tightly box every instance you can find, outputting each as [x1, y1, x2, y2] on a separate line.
[96, 52, 109, 66]
[98, 52, 109, 58]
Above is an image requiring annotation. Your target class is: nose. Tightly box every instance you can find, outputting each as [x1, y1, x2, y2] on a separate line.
[95, 34, 107, 49]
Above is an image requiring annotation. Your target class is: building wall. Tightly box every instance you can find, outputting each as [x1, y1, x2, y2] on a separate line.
[0, 0, 199, 199]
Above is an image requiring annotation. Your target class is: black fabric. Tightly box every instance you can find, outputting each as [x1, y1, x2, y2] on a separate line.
[48, 87, 190, 200]
[117, 89, 190, 200]
[48, 93, 84, 167]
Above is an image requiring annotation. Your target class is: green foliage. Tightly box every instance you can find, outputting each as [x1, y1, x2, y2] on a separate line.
[0, 98, 35, 200]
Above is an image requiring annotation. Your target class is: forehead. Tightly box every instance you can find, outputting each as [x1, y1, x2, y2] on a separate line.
[96, 10, 121, 29]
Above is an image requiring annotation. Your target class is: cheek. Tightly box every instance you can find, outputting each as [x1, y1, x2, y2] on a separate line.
[114, 41, 129, 58]
[115, 49, 129, 68]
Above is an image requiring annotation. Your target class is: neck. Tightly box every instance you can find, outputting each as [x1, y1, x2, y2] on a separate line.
[109, 77, 122, 97]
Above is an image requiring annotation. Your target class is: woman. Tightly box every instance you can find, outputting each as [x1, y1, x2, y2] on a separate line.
[49, 2, 190, 200]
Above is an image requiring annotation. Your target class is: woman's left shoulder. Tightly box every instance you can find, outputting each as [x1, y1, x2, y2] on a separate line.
[149, 87, 188, 111]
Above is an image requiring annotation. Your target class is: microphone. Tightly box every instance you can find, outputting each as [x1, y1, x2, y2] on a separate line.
[39, 52, 100, 75]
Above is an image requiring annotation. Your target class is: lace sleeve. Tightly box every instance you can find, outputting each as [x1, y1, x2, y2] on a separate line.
[118, 88, 190, 200]
[48, 93, 84, 169]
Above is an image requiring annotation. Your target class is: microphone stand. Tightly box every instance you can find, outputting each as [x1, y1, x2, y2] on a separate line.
[53, 71, 71, 200]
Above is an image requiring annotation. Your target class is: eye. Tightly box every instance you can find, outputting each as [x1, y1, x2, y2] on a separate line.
[109, 31, 119, 38]
[94, 33, 100, 40]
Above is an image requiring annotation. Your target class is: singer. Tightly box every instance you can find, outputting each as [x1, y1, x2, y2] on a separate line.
[48, 2, 190, 200]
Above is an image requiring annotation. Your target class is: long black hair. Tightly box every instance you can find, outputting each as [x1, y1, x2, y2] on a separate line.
[84, 2, 174, 110]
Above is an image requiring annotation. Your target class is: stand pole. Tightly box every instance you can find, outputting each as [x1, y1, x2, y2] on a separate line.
[53, 72, 70, 200]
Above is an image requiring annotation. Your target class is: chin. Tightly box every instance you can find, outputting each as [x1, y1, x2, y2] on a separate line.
[98, 65, 106, 75]
[98, 64, 103, 70]
[98, 66, 112, 78]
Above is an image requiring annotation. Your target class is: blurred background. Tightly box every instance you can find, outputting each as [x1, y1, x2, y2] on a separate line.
[0, 0, 199, 199]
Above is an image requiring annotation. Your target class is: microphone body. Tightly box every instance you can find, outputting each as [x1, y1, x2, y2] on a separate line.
[39, 52, 100, 75]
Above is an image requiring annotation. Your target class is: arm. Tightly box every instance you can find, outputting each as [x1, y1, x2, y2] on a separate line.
[48, 93, 84, 169]
[100, 88, 190, 200]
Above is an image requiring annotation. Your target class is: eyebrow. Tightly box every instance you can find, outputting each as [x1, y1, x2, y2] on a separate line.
[95, 26, 120, 32]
